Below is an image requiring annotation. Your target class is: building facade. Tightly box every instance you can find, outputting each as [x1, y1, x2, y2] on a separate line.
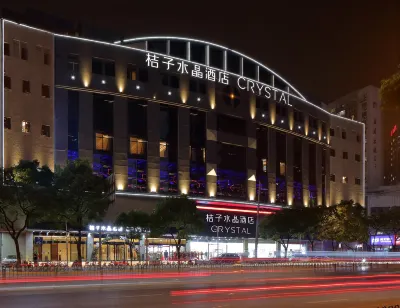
[0, 19, 365, 261]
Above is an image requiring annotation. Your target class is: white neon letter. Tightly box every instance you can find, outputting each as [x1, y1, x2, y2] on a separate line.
[247, 80, 255, 93]
[237, 76, 246, 90]
[279, 92, 287, 105]
[264, 86, 271, 99]
[256, 82, 264, 96]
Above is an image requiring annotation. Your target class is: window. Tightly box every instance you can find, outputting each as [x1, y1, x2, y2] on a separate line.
[4, 117, 11, 130]
[343, 152, 348, 159]
[330, 149, 336, 157]
[68, 54, 80, 72]
[127, 64, 137, 80]
[138, 69, 148, 83]
[279, 162, 286, 176]
[130, 137, 146, 155]
[373, 128, 376, 134]
[293, 109, 304, 122]
[374, 118, 376, 124]
[162, 73, 180, 88]
[4, 42, 10, 56]
[92, 58, 103, 74]
[4, 76, 11, 89]
[95, 133, 112, 151]
[373, 147, 377, 153]
[355, 154, 361, 162]
[330, 128, 335, 136]
[42, 85, 50, 98]
[356, 134, 361, 142]
[92, 58, 115, 77]
[13, 40, 28, 60]
[160, 141, 168, 158]
[330, 174, 335, 182]
[342, 130, 347, 139]
[44, 49, 50, 65]
[262, 158, 267, 172]
[21, 121, 30, 133]
[189, 79, 206, 94]
[22, 80, 30, 93]
[104, 61, 115, 77]
[41, 125, 50, 137]
[342, 176, 348, 184]
[355, 178, 361, 185]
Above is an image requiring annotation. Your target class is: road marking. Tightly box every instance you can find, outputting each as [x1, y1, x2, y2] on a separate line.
[307, 299, 349, 304]
[107, 293, 163, 299]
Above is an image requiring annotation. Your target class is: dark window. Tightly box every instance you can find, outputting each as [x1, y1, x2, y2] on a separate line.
[127, 63, 137, 80]
[330, 174, 335, 182]
[92, 58, 103, 74]
[217, 114, 246, 136]
[189, 79, 206, 94]
[147, 40, 167, 54]
[68, 90, 79, 154]
[128, 99, 147, 139]
[294, 109, 304, 122]
[4, 76, 11, 89]
[259, 69, 272, 84]
[41, 125, 50, 137]
[93, 94, 114, 135]
[4, 117, 11, 130]
[42, 84, 50, 98]
[220, 85, 241, 108]
[161, 73, 180, 89]
[330, 128, 335, 136]
[170, 40, 187, 59]
[343, 152, 348, 159]
[138, 69, 148, 83]
[91, 58, 115, 77]
[104, 61, 115, 77]
[227, 52, 240, 74]
[68, 54, 80, 72]
[21, 42, 28, 60]
[355, 154, 361, 162]
[4, 42, 10, 56]
[274, 78, 287, 91]
[330, 149, 335, 157]
[191, 43, 205, 64]
[22, 80, 30, 93]
[209, 47, 223, 69]
[342, 130, 347, 139]
[243, 58, 256, 79]
[355, 178, 361, 185]
[44, 49, 50, 65]
[309, 116, 318, 130]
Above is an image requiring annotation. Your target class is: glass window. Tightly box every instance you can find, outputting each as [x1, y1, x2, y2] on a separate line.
[330, 149, 335, 157]
[22, 80, 30, 93]
[41, 125, 50, 137]
[209, 47, 224, 69]
[92, 58, 103, 74]
[21, 42, 28, 60]
[95, 133, 112, 151]
[279, 162, 286, 176]
[190, 42, 205, 64]
[355, 154, 361, 162]
[259, 69, 272, 84]
[4, 117, 11, 130]
[44, 49, 50, 65]
[170, 40, 187, 59]
[68, 54, 80, 72]
[147, 40, 167, 54]
[343, 152, 348, 159]
[130, 137, 146, 155]
[4, 76, 11, 89]
[355, 178, 361, 185]
[217, 114, 246, 136]
[104, 61, 115, 77]
[127, 63, 137, 80]
[4, 42, 10, 56]
[42, 85, 50, 98]
[227, 52, 240, 74]
[138, 69, 148, 83]
[342, 130, 347, 139]
[160, 142, 168, 158]
[330, 174, 335, 182]
[22, 121, 30, 133]
[243, 58, 256, 79]
[342, 176, 348, 184]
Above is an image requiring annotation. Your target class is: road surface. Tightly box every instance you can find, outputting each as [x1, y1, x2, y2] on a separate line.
[1, 267, 400, 307]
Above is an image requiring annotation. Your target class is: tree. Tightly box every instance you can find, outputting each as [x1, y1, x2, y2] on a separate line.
[385, 207, 400, 251]
[260, 208, 301, 258]
[367, 212, 389, 251]
[380, 71, 400, 108]
[296, 206, 325, 251]
[54, 160, 111, 265]
[0, 160, 54, 265]
[151, 196, 204, 266]
[116, 210, 151, 263]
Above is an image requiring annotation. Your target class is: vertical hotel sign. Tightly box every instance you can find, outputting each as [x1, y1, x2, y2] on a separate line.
[145, 52, 292, 106]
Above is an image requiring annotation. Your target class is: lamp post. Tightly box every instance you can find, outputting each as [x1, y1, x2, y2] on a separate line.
[254, 181, 261, 258]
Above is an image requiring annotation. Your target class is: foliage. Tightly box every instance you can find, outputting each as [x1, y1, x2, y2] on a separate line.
[380, 71, 400, 108]
[384, 207, 400, 250]
[151, 195, 204, 263]
[54, 159, 111, 264]
[0, 160, 54, 265]
[295, 206, 325, 251]
[116, 210, 151, 262]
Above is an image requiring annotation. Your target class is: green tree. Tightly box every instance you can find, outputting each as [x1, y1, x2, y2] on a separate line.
[385, 207, 400, 251]
[54, 160, 111, 265]
[260, 208, 301, 258]
[296, 206, 325, 251]
[0, 160, 54, 265]
[367, 212, 389, 251]
[116, 210, 151, 263]
[380, 71, 400, 108]
[151, 196, 204, 266]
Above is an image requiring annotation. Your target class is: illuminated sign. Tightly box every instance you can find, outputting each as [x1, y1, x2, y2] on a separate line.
[391, 125, 397, 137]
[145, 52, 291, 106]
[370, 235, 394, 246]
[88, 225, 149, 233]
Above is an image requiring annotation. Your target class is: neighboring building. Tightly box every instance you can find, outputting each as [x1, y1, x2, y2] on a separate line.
[0, 19, 365, 262]
[328, 86, 383, 190]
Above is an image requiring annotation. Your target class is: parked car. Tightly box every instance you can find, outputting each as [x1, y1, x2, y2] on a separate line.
[210, 253, 241, 264]
[1, 255, 17, 267]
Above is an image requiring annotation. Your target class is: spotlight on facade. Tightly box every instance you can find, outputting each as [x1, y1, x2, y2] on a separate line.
[323, 135, 326, 139]
[313, 131, 316, 135]
[168, 91, 172, 96]
[281, 119, 284, 123]
[181, 188, 188, 195]
[102, 80, 106, 84]
[298, 125, 301, 129]
[197, 97, 201, 102]
[262, 113, 265, 118]
[71, 75, 75, 80]
[117, 184, 124, 191]
[150, 186, 157, 193]
[136, 85, 140, 90]
[153, 95, 156, 99]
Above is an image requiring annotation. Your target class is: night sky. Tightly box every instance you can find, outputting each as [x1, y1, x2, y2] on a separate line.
[3, 1, 400, 103]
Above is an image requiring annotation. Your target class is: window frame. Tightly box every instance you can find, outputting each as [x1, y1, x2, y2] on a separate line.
[21, 121, 31, 133]
[22, 80, 31, 94]
[41, 124, 51, 137]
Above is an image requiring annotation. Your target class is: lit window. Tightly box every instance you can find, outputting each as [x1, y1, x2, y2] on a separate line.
[262, 158, 268, 172]
[279, 162, 286, 176]
[342, 176, 348, 184]
[95, 133, 112, 151]
[41, 125, 50, 137]
[130, 137, 146, 155]
[22, 121, 30, 133]
[22, 80, 30, 93]
[42, 84, 50, 98]
[4, 117, 11, 130]
[160, 142, 168, 158]
[127, 63, 137, 80]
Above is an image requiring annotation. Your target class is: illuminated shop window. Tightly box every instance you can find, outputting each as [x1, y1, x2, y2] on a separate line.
[160, 142, 168, 158]
[279, 162, 286, 176]
[95, 133, 112, 151]
[130, 137, 146, 155]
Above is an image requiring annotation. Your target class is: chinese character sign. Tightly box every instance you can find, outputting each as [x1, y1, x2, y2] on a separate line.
[199, 210, 257, 238]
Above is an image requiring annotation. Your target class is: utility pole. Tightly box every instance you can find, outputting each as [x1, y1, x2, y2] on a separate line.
[254, 181, 261, 258]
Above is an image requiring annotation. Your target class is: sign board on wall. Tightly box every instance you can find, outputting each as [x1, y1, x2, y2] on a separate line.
[370, 235, 396, 246]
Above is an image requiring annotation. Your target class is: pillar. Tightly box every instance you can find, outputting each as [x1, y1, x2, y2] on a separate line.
[302, 139, 309, 206]
[247, 121, 257, 201]
[147, 101, 160, 192]
[113, 97, 128, 191]
[24, 231, 33, 262]
[54, 88, 69, 167]
[243, 239, 249, 257]
[286, 134, 294, 206]
[206, 112, 217, 197]
[316, 145, 322, 206]
[325, 147, 331, 206]
[86, 233, 94, 262]
[268, 129, 277, 203]
[178, 108, 190, 194]
[78, 92, 93, 163]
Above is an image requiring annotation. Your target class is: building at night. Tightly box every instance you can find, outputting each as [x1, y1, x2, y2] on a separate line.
[0, 19, 364, 262]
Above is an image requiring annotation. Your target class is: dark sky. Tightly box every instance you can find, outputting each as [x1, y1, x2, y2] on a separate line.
[3, 0, 400, 103]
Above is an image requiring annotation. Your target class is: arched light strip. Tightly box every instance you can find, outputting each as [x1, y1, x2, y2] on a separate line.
[116, 36, 306, 100]
[3, 20, 366, 126]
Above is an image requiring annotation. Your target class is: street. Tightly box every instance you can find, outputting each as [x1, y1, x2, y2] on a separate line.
[1, 268, 400, 307]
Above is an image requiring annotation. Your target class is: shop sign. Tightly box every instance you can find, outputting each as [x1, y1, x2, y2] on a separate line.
[88, 224, 149, 233]
[145, 52, 291, 106]
[370, 235, 395, 246]
[200, 211, 257, 238]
